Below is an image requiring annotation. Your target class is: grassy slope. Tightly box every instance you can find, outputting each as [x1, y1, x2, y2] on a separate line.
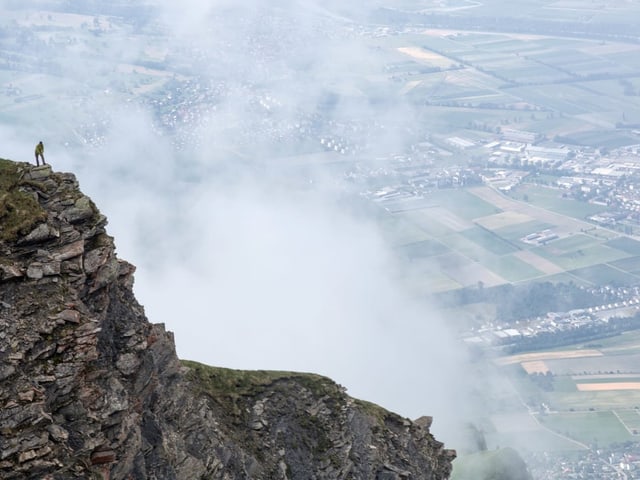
[452, 448, 533, 480]
[0, 159, 47, 242]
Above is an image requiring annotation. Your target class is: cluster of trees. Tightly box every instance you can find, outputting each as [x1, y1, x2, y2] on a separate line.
[437, 281, 608, 323]
[508, 313, 640, 353]
[529, 371, 554, 392]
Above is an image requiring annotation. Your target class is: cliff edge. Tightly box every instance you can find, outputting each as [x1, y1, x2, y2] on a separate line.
[0, 160, 455, 479]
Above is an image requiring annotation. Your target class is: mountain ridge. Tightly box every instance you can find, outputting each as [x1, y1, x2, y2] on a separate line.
[0, 159, 455, 479]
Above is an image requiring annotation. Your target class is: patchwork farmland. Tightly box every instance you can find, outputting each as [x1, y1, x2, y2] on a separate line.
[487, 331, 640, 448]
[367, 0, 640, 460]
[386, 25, 640, 145]
[385, 185, 640, 293]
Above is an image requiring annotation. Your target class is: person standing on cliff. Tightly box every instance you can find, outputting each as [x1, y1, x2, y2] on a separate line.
[35, 141, 45, 166]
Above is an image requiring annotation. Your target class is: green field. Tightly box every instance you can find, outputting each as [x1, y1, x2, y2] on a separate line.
[397, 239, 450, 259]
[611, 254, 640, 275]
[486, 429, 586, 452]
[545, 354, 640, 378]
[492, 220, 555, 241]
[539, 411, 631, 446]
[574, 377, 640, 385]
[597, 331, 640, 353]
[459, 226, 520, 255]
[546, 234, 599, 253]
[441, 232, 492, 261]
[400, 210, 457, 237]
[402, 261, 463, 294]
[614, 409, 640, 434]
[551, 376, 579, 393]
[427, 189, 500, 220]
[507, 85, 593, 115]
[528, 332, 640, 356]
[419, 271, 462, 292]
[533, 243, 628, 272]
[480, 254, 543, 282]
[569, 264, 640, 286]
[378, 215, 431, 246]
[606, 237, 640, 256]
[508, 185, 608, 220]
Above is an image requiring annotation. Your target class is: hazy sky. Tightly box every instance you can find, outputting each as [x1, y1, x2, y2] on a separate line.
[0, 0, 475, 441]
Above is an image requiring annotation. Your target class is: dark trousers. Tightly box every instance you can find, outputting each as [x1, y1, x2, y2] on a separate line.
[35, 153, 45, 166]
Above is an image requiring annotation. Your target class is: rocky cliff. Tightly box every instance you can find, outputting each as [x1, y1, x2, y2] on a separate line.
[0, 159, 455, 480]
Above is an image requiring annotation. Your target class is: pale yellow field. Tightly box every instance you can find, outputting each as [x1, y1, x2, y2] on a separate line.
[577, 383, 640, 391]
[522, 360, 549, 374]
[495, 349, 603, 366]
[425, 207, 472, 231]
[468, 186, 600, 236]
[512, 250, 565, 275]
[474, 211, 533, 230]
[397, 47, 456, 67]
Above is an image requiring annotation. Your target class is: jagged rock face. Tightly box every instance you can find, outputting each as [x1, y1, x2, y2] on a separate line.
[0, 160, 455, 479]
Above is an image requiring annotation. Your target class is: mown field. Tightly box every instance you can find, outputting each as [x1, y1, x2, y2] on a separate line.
[538, 411, 632, 447]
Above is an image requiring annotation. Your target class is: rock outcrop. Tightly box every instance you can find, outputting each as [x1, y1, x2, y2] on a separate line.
[0, 159, 455, 479]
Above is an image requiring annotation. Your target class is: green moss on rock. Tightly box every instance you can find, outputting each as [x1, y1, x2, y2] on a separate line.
[181, 360, 343, 420]
[182, 360, 339, 396]
[0, 159, 47, 242]
[353, 398, 392, 424]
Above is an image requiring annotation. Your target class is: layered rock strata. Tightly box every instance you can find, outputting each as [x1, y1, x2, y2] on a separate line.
[0, 160, 455, 479]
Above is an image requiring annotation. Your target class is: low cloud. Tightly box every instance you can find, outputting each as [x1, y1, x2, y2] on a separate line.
[77, 128, 469, 426]
[1, 0, 478, 441]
